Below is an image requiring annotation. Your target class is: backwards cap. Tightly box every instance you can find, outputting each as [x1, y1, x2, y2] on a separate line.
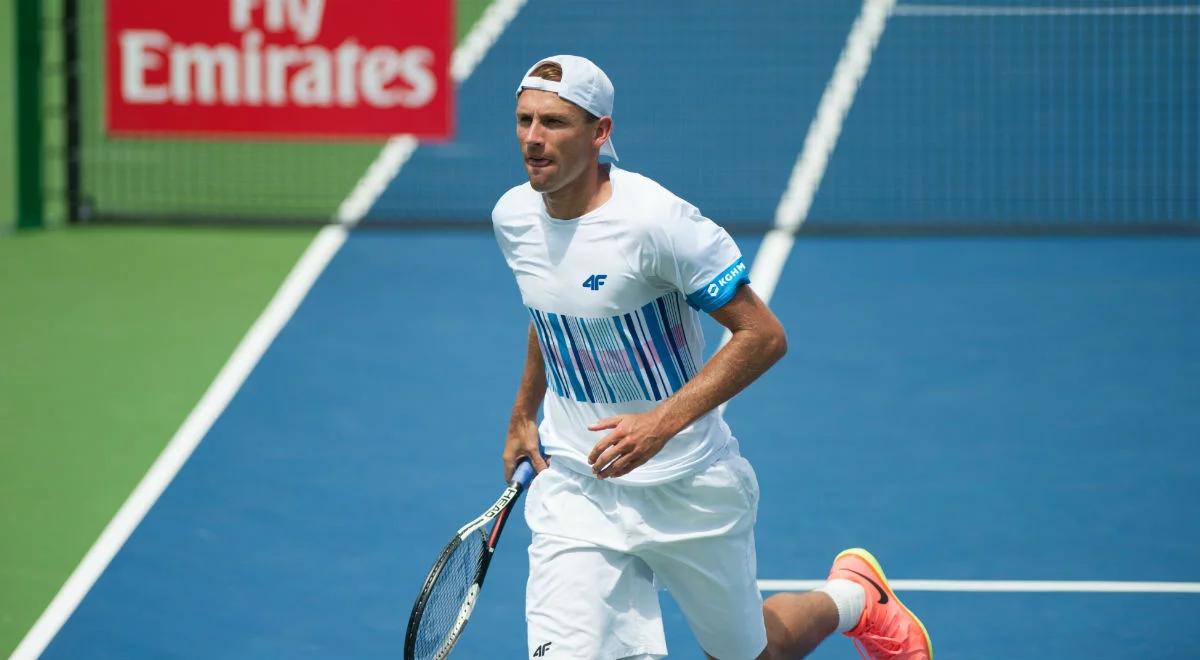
[516, 55, 618, 161]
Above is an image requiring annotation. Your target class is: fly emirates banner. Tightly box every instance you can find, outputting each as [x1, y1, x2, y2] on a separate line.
[107, 0, 453, 139]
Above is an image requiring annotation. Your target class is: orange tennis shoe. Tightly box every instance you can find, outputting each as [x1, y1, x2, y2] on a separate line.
[828, 548, 933, 659]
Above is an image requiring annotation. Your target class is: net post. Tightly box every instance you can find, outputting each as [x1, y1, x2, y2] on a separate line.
[15, 0, 44, 229]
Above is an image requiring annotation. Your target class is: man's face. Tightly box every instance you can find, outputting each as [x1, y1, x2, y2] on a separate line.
[515, 90, 603, 193]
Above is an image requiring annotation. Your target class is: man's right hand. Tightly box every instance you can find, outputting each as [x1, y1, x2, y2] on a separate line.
[504, 416, 548, 482]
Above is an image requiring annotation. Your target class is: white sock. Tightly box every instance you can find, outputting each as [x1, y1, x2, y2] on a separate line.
[816, 578, 866, 633]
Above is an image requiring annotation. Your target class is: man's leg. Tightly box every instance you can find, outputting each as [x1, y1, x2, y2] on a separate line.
[697, 590, 839, 660]
[756, 591, 841, 658]
[744, 549, 933, 660]
[634, 456, 931, 659]
[638, 454, 860, 660]
[524, 466, 669, 659]
[527, 533, 666, 659]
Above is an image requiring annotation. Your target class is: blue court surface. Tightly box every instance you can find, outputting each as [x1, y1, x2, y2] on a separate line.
[42, 233, 1200, 659]
[37, 0, 1200, 657]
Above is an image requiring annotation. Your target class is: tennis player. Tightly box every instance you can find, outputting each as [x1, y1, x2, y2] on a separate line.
[492, 55, 932, 660]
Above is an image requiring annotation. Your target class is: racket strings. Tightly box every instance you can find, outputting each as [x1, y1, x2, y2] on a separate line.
[412, 528, 488, 659]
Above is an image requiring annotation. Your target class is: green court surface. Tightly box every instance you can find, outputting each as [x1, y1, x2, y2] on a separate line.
[0, 226, 316, 656]
[0, 3, 497, 654]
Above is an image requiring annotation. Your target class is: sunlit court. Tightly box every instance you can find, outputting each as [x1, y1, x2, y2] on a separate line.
[2, 1, 1197, 659]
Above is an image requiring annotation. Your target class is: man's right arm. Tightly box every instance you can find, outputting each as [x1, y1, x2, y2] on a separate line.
[504, 322, 549, 481]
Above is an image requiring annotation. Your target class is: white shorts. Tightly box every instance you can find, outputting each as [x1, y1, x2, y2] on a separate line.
[524, 453, 766, 660]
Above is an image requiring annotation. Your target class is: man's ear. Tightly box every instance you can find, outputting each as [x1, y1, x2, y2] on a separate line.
[595, 116, 613, 146]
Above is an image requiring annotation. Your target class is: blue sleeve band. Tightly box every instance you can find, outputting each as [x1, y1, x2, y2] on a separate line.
[686, 258, 750, 312]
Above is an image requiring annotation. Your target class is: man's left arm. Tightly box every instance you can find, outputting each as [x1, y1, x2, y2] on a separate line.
[587, 284, 787, 478]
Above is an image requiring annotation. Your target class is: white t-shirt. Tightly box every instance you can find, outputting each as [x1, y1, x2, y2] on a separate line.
[491, 166, 750, 485]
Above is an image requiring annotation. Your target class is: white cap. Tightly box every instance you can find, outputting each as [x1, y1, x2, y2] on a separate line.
[516, 55, 618, 161]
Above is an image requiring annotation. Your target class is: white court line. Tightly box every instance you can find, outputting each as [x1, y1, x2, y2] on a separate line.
[741, 0, 1199, 600]
[720, 0, 894, 356]
[741, 229, 796, 307]
[336, 0, 529, 225]
[771, 0, 895, 237]
[740, 0, 1200, 602]
[759, 579, 1200, 594]
[893, 4, 1200, 16]
[8, 224, 349, 660]
[9, 3, 528, 659]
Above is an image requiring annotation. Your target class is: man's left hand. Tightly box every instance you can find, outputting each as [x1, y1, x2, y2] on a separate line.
[587, 411, 674, 479]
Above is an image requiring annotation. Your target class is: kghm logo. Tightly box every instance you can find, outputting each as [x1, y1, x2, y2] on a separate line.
[582, 274, 607, 291]
[708, 261, 747, 296]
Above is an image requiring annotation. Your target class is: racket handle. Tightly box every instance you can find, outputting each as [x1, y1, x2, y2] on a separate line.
[511, 458, 536, 489]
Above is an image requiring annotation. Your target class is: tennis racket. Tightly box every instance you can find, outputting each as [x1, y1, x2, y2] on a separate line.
[404, 458, 537, 660]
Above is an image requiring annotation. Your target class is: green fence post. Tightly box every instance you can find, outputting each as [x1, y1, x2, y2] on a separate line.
[15, 0, 44, 229]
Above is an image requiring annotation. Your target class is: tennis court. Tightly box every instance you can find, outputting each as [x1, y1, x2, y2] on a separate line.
[6, 1, 1199, 659]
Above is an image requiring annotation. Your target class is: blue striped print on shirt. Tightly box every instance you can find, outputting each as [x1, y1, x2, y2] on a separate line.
[528, 291, 700, 403]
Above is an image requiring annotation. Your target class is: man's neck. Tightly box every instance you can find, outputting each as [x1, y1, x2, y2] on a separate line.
[543, 163, 612, 220]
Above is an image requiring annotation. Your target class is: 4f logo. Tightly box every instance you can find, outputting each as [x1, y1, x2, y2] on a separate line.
[582, 274, 607, 291]
[533, 641, 552, 657]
